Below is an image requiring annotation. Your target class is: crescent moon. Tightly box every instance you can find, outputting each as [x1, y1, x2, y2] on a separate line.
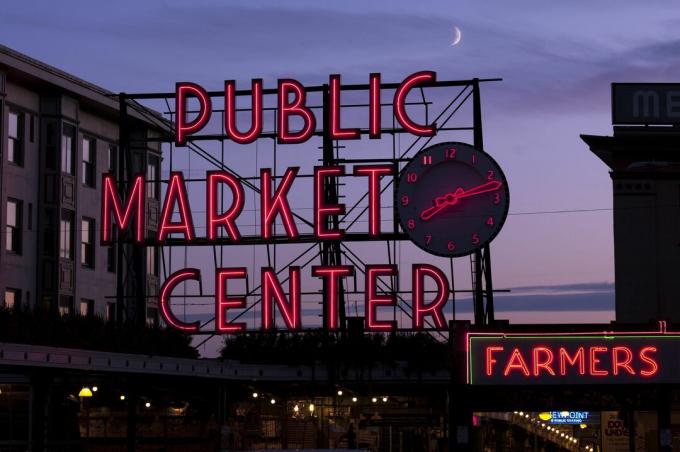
[451, 26, 462, 46]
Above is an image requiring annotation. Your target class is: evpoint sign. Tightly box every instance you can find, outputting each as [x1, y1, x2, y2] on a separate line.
[466, 332, 680, 385]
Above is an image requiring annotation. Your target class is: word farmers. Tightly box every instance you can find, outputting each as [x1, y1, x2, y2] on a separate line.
[175, 71, 438, 145]
[160, 264, 452, 333]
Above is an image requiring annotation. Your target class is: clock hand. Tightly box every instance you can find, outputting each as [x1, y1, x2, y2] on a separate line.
[419, 181, 502, 221]
[455, 180, 502, 199]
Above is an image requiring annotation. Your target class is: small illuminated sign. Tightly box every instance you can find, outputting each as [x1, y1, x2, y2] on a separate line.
[612, 83, 680, 125]
[546, 411, 590, 425]
[467, 332, 680, 385]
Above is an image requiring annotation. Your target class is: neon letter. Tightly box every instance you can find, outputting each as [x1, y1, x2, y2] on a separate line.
[486, 346, 504, 376]
[559, 347, 585, 375]
[589, 347, 609, 376]
[207, 171, 244, 241]
[224, 79, 263, 144]
[159, 268, 200, 332]
[612, 346, 635, 376]
[215, 268, 247, 334]
[157, 172, 195, 242]
[394, 71, 436, 137]
[312, 265, 354, 331]
[101, 174, 144, 244]
[261, 167, 299, 239]
[314, 166, 345, 239]
[329, 74, 359, 140]
[503, 348, 530, 376]
[639, 346, 659, 377]
[532, 347, 556, 376]
[278, 79, 315, 144]
[412, 264, 449, 329]
[353, 165, 393, 237]
[365, 265, 397, 332]
[261, 267, 301, 331]
[369, 73, 381, 139]
[176, 82, 211, 145]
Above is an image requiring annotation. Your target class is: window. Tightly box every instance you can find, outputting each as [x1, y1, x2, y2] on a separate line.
[146, 248, 158, 276]
[4, 289, 20, 310]
[108, 145, 117, 174]
[59, 295, 72, 316]
[43, 209, 56, 257]
[105, 302, 115, 322]
[82, 137, 96, 187]
[146, 307, 158, 327]
[147, 156, 160, 200]
[79, 299, 94, 317]
[6, 199, 22, 254]
[59, 210, 74, 259]
[81, 218, 95, 268]
[107, 227, 117, 273]
[7, 111, 23, 166]
[61, 125, 75, 175]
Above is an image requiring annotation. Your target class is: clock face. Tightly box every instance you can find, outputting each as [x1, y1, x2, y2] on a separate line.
[396, 142, 509, 257]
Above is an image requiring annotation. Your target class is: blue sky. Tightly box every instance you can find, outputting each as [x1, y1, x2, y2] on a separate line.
[3, 1, 679, 346]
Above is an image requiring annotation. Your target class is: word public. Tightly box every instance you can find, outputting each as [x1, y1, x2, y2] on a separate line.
[175, 71, 437, 145]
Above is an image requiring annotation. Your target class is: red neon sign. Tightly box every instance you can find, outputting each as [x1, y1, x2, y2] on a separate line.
[157, 264, 455, 333]
[225, 79, 263, 144]
[468, 333, 673, 385]
[174, 72, 438, 144]
[101, 174, 145, 244]
[278, 79, 316, 144]
[159, 269, 200, 332]
[215, 268, 247, 334]
[365, 265, 397, 332]
[260, 167, 299, 239]
[157, 172, 195, 242]
[329, 74, 359, 140]
[262, 267, 301, 330]
[314, 166, 345, 240]
[176, 82, 212, 146]
[206, 171, 244, 242]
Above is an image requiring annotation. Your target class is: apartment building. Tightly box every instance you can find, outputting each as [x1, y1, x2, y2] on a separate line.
[0, 45, 165, 325]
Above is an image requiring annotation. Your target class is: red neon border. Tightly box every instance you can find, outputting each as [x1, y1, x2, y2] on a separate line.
[465, 327, 679, 384]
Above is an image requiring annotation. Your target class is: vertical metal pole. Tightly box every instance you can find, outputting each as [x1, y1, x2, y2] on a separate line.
[117, 94, 127, 324]
[471, 79, 494, 324]
[321, 85, 346, 330]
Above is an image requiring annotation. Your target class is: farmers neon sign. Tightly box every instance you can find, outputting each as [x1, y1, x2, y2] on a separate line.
[466, 332, 680, 384]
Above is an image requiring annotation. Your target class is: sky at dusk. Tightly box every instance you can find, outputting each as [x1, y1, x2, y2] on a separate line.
[3, 0, 680, 351]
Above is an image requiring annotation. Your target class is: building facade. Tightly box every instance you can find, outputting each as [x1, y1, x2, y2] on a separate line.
[582, 86, 680, 323]
[0, 45, 163, 324]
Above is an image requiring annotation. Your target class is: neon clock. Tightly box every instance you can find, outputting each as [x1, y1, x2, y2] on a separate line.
[396, 142, 509, 257]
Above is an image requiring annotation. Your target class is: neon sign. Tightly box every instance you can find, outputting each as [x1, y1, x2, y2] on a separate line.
[540, 411, 591, 425]
[104, 73, 509, 334]
[466, 332, 680, 384]
[175, 71, 437, 145]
